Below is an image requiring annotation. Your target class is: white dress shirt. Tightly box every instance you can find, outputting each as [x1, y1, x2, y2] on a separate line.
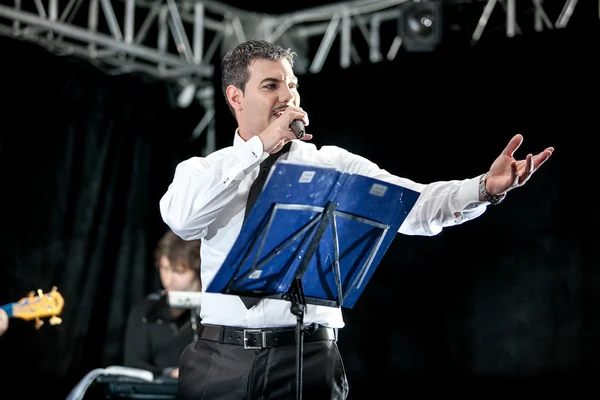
[159, 131, 489, 329]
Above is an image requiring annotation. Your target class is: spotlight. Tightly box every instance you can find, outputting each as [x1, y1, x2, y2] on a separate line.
[400, 0, 443, 52]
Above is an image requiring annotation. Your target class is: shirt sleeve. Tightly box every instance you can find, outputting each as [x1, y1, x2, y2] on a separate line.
[311, 145, 489, 236]
[159, 136, 265, 240]
[397, 175, 488, 236]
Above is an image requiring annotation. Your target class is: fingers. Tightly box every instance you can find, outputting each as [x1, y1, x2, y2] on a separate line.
[281, 107, 311, 141]
[282, 106, 309, 128]
[532, 148, 553, 170]
[511, 160, 520, 185]
[503, 135, 554, 172]
[0, 308, 8, 336]
[525, 153, 533, 174]
[260, 106, 313, 153]
[518, 149, 552, 185]
[494, 135, 554, 191]
[529, 154, 534, 174]
[501, 133, 523, 157]
[520, 153, 534, 184]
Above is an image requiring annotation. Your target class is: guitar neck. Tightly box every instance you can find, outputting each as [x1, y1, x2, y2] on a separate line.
[1, 303, 14, 318]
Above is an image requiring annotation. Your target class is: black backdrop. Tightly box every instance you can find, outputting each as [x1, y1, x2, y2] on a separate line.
[0, 15, 598, 399]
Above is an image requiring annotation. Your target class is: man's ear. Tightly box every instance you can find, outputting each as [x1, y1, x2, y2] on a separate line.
[225, 85, 243, 112]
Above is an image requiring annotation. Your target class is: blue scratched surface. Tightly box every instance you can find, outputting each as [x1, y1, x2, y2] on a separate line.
[206, 161, 419, 308]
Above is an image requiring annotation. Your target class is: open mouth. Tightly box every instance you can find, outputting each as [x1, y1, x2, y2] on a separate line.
[272, 107, 287, 119]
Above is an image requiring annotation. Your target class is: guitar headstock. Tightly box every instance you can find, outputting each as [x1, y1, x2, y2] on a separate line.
[12, 286, 64, 329]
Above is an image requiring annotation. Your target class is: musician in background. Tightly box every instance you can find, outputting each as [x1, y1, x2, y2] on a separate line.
[0, 308, 8, 336]
[123, 229, 202, 378]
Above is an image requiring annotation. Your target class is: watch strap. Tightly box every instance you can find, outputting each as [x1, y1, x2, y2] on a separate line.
[479, 173, 506, 205]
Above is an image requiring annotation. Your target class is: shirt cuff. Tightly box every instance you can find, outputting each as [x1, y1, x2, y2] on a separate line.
[457, 174, 487, 210]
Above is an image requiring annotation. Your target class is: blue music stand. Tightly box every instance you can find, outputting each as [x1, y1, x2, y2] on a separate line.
[206, 160, 419, 399]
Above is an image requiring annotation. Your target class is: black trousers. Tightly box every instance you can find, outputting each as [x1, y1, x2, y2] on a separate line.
[176, 336, 349, 400]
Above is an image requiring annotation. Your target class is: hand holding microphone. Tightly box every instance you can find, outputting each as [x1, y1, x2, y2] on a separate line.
[258, 106, 312, 154]
[280, 106, 308, 140]
[290, 119, 305, 139]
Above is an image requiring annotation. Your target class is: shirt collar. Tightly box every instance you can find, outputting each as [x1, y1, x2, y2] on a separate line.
[232, 127, 297, 153]
[233, 127, 245, 147]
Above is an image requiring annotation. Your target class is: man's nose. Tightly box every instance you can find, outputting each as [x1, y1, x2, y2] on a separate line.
[279, 86, 295, 105]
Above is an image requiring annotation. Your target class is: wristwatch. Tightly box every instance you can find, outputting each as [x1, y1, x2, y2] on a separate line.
[479, 173, 505, 205]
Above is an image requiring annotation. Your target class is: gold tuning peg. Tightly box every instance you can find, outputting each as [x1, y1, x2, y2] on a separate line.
[26, 291, 35, 297]
[35, 318, 44, 330]
[37, 289, 44, 297]
[49, 316, 62, 326]
[51, 286, 58, 292]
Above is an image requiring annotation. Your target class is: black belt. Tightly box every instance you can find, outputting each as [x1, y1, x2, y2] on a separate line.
[199, 324, 337, 349]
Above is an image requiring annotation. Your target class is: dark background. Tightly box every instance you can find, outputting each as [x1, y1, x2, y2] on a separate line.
[0, 1, 598, 398]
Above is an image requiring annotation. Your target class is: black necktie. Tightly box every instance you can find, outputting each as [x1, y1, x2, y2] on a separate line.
[239, 142, 292, 309]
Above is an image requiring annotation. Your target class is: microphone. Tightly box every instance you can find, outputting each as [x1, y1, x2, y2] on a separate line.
[290, 120, 305, 139]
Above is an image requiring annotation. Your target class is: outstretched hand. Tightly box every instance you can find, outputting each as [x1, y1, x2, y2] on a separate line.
[485, 134, 554, 197]
[0, 308, 8, 337]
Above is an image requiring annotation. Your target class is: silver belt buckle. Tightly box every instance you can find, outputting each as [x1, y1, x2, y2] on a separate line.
[243, 329, 267, 349]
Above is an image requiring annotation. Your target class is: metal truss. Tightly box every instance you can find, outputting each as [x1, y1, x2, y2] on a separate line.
[0, 0, 592, 82]
[471, 0, 583, 42]
[0, 0, 594, 154]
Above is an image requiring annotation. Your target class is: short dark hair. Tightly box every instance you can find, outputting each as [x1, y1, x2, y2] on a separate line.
[221, 39, 296, 115]
[154, 230, 201, 272]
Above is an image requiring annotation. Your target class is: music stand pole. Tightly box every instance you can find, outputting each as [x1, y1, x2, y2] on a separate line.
[284, 200, 338, 400]
[289, 277, 306, 400]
